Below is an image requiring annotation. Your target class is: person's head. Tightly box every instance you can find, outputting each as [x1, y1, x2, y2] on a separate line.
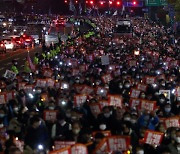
[123, 112, 131, 122]
[157, 123, 166, 133]
[102, 106, 111, 118]
[175, 129, 180, 144]
[31, 116, 41, 129]
[80, 129, 92, 143]
[57, 112, 65, 123]
[139, 92, 146, 99]
[0, 109, 5, 118]
[164, 103, 171, 113]
[94, 133, 105, 144]
[122, 122, 131, 135]
[131, 113, 138, 124]
[72, 121, 81, 135]
[48, 101, 55, 110]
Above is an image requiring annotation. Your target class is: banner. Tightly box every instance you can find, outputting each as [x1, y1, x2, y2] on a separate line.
[137, 84, 147, 92]
[4, 70, 16, 80]
[96, 87, 108, 96]
[43, 110, 58, 121]
[92, 131, 111, 137]
[139, 99, 156, 111]
[81, 85, 94, 95]
[129, 98, 141, 108]
[93, 138, 108, 154]
[99, 100, 109, 109]
[71, 144, 88, 154]
[164, 116, 180, 129]
[36, 79, 47, 88]
[101, 74, 112, 84]
[74, 94, 88, 107]
[24, 85, 34, 93]
[108, 95, 123, 108]
[145, 76, 156, 84]
[144, 130, 164, 146]
[130, 88, 141, 98]
[54, 141, 75, 150]
[101, 55, 109, 65]
[50, 146, 70, 154]
[46, 78, 55, 87]
[107, 136, 130, 152]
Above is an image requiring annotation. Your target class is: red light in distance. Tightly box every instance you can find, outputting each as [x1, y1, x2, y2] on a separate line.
[133, 1, 137, 5]
[90, 1, 93, 4]
[116, 1, 120, 5]
[109, 1, 112, 4]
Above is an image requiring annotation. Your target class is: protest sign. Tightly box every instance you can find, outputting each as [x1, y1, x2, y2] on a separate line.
[54, 141, 75, 150]
[108, 95, 123, 108]
[107, 136, 130, 152]
[164, 116, 180, 129]
[144, 130, 164, 146]
[130, 88, 141, 98]
[71, 144, 88, 154]
[4, 70, 16, 80]
[101, 55, 110, 65]
[139, 99, 156, 112]
[74, 94, 88, 107]
[44, 110, 58, 121]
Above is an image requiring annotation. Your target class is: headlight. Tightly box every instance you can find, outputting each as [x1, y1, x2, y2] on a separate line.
[37, 144, 44, 150]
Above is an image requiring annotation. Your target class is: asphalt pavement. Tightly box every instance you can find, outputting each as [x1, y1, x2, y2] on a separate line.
[0, 20, 92, 78]
[0, 47, 42, 77]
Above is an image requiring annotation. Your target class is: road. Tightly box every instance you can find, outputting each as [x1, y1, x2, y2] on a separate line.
[0, 20, 92, 78]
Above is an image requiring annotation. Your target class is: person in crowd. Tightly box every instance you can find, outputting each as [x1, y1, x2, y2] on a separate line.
[0, 15, 179, 153]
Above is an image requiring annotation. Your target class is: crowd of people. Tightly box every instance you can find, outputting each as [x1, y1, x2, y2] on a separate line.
[0, 16, 179, 154]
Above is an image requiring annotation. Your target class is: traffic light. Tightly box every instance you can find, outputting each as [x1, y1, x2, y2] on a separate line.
[86, 0, 88, 3]
[75, 0, 78, 3]
[64, 0, 68, 3]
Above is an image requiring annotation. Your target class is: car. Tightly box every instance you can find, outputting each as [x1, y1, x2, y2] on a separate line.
[0, 41, 6, 53]
[54, 17, 66, 27]
[21, 34, 34, 48]
[2, 37, 16, 51]
[11, 35, 25, 48]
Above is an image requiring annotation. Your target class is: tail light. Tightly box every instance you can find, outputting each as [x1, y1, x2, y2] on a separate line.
[25, 39, 31, 42]
[0, 44, 3, 47]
